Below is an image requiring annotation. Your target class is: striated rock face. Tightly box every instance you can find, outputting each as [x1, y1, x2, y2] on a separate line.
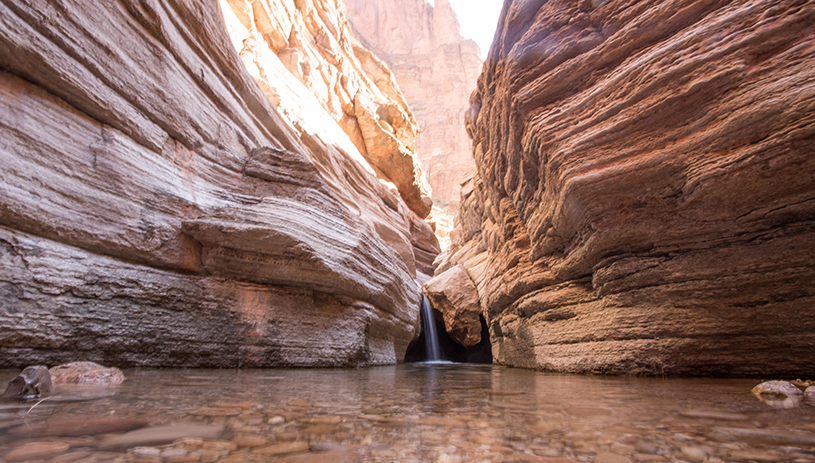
[446, 0, 815, 375]
[344, 0, 481, 212]
[224, 0, 433, 218]
[0, 0, 438, 367]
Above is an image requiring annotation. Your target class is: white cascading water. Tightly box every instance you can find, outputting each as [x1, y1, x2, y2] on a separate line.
[421, 295, 442, 361]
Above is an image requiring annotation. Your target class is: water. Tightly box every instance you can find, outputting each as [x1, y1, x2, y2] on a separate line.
[0, 365, 814, 462]
[420, 295, 442, 361]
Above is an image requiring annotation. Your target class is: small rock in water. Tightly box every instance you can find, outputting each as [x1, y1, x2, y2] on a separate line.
[2, 441, 70, 462]
[680, 446, 708, 462]
[678, 409, 749, 421]
[751, 381, 803, 397]
[49, 361, 125, 384]
[97, 424, 226, 449]
[2, 365, 52, 399]
[594, 451, 633, 463]
[254, 441, 310, 456]
[272, 450, 358, 463]
[10, 415, 148, 437]
[805, 386, 815, 398]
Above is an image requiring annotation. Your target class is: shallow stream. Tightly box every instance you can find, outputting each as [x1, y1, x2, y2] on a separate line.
[1, 364, 814, 462]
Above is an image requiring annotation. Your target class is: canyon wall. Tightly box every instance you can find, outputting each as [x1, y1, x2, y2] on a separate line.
[443, 0, 815, 375]
[0, 0, 438, 368]
[344, 0, 481, 213]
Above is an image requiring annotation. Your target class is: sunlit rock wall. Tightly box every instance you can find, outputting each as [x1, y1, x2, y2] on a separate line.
[443, 0, 815, 375]
[344, 0, 481, 213]
[223, 0, 433, 218]
[0, 0, 438, 367]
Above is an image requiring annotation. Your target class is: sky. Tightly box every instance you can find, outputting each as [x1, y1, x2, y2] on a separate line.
[434, 0, 505, 59]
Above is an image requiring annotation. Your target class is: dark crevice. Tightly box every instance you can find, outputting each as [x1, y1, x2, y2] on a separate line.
[404, 309, 492, 364]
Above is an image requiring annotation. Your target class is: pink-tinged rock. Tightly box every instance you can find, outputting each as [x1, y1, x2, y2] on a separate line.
[0, 0, 433, 368]
[445, 0, 815, 375]
[752, 381, 803, 398]
[346, 0, 481, 213]
[50, 362, 124, 385]
[3, 442, 71, 462]
[423, 265, 482, 346]
[223, 0, 433, 218]
[10, 415, 147, 437]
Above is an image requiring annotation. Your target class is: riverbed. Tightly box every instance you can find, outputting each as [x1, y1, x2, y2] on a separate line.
[1, 364, 814, 462]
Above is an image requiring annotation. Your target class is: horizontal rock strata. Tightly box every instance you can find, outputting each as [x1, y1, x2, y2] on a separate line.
[0, 0, 436, 367]
[444, 0, 815, 375]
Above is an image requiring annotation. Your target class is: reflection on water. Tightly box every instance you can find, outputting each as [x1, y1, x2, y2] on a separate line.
[1, 364, 814, 462]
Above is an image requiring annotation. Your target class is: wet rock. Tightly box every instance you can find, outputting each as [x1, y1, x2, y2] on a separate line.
[752, 381, 803, 397]
[678, 410, 749, 421]
[594, 451, 632, 463]
[728, 449, 782, 462]
[525, 421, 562, 434]
[634, 442, 658, 454]
[2, 441, 70, 462]
[10, 415, 147, 437]
[752, 381, 804, 407]
[2, 366, 51, 399]
[231, 435, 270, 447]
[707, 427, 815, 446]
[97, 424, 226, 449]
[680, 446, 708, 462]
[49, 362, 124, 384]
[805, 386, 815, 398]
[131, 446, 161, 457]
[272, 450, 358, 463]
[254, 441, 310, 455]
[423, 265, 483, 347]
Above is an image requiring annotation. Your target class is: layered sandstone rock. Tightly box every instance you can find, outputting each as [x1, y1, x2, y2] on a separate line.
[0, 0, 437, 367]
[223, 0, 432, 218]
[344, 0, 481, 212]
[447, 0, 815, 375]
[422, 265, 482, 347]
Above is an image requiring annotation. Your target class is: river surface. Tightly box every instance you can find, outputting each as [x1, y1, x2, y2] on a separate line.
[1, 364, 814, 462]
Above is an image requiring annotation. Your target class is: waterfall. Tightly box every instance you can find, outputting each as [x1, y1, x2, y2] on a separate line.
[421, 295, 442, 361]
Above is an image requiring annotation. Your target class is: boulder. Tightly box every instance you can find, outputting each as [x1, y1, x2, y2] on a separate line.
[2, 366, 51, 399]
[752, 381, 803, 398]
[422, 265, 482, 347]
[49, 362, 125, 385]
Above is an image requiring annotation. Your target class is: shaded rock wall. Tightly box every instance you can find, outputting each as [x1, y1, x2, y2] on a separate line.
[0, 0, 437, 367]
[444, 0, 815, 375]
[344, 0, 481, 212]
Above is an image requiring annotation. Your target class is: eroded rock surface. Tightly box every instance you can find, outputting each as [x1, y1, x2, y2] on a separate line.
[49, 362, 125, 385]
[2, 366, 51, 399]
[0, 0, 437, 367]
[422, 265, 482, 347]
[445, 0, 815, 375]
[222, 0, 432, 217]
[345, 0, 481, 212]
